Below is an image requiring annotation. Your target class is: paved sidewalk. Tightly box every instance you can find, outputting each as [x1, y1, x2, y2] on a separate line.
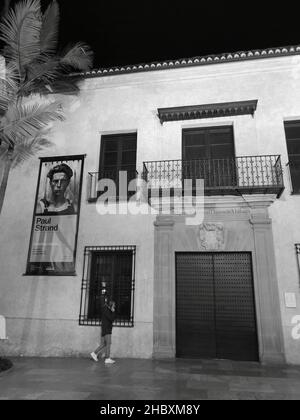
[1, 357, 300, 400]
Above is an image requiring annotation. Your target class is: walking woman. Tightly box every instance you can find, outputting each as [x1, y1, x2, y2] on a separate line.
[91, 300, 116, 364]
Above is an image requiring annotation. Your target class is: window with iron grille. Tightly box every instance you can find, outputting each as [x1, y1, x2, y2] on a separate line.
[79, 246, 135, 327]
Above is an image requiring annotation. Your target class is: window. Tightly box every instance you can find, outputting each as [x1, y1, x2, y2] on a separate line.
[99, 133, 137, 199]
[182, 126, 235, 160]
[182, 126, 237, 188]
[79, 246, 135, 327]
[284, 121, 300, 194]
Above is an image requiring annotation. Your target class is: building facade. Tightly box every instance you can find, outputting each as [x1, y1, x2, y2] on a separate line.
[1, 46, 300, 364]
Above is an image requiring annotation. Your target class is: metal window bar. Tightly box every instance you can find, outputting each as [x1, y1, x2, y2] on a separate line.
[296, 244, 300, 286]
[79, 245, 136, 327]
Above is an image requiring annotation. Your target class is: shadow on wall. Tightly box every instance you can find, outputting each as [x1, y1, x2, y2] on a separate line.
[20, 278, 50, 355]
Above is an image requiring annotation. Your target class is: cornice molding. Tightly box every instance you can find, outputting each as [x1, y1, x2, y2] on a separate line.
[157, 100, 258, 124]
[74, 45, 300, 79]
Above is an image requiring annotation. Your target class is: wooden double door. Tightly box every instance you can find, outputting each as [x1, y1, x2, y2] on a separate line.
[176, 252, 259, 361]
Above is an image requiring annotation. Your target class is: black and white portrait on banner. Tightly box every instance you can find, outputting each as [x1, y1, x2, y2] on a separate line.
[26, 155, 85, 275]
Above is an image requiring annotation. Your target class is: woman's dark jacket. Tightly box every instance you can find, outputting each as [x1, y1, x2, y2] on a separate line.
[101, 305, 115, 336]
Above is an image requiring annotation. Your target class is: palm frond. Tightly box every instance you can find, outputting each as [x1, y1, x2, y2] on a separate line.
[11, 133, 53, 168]
[21, 57, 61, 94]
[0, 141, 9, 161]
[23, 59, 89, 95]
[0, 132, 14, 162]
[0, 77, 9, 112]
[0, 62, 20, 111]
[43, 76, 84, 95]
[0, 130, 14, 149]
[2, 100, 65, 144]
[60, 42, 94, 71]
[0, 132, 52, 168]
[0, 0, 42, 76]
[40, 0, 59, 55]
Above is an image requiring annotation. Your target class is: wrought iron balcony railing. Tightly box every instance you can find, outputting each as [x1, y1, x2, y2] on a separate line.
[88, 168, 139, 202]
[142, 155, 284, 197]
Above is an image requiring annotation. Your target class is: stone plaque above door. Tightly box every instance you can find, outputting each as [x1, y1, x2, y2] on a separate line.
[198, 223, 225, 250]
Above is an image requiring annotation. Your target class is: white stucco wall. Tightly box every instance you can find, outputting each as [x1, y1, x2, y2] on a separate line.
[1, 53, 300, 362]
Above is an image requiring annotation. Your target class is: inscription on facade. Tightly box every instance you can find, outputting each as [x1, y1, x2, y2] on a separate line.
[205, 208, 249, 215]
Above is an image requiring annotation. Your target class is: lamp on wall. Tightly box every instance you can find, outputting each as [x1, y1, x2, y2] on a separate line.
[296, 244, 300, 284]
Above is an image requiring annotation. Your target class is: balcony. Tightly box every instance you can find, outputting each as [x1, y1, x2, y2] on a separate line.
[142, 155, 284, 198]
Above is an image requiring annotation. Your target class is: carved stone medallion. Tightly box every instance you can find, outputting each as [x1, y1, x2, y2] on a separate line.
[198, 223, 225, 250]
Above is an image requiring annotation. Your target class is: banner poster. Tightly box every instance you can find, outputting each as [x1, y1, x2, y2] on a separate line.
[26, 155, 85, 275]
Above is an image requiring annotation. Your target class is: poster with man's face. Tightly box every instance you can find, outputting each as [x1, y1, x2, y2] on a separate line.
[26, 155, 85, 275]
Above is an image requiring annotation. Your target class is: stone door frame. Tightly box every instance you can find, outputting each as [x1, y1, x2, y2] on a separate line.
[153, 195, 286, 364]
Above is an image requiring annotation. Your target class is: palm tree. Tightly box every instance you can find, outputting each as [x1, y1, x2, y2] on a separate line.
[0, 0, 93, 215]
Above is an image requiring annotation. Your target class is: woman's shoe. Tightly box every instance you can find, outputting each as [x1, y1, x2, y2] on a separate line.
[90, 352, 98, 362]
[104, 358, 115, 364]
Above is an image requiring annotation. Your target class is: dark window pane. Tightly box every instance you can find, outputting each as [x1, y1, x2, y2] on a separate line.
[284, 123, 300, 140]
[290, 159, 300, 193]
[286, 139, 300, 156]
[291, 169, 300, 193]
[103, 151, 118, 165]
[210, 145, 235, 159]
[183, 126, 235, 187]
[100, 134, 137, 200]
[104, 140, 118, 152]
[208, 129, 233, 144]
[284, 121, 300, 193]
[122, 138, 137, 151]
[183, 126, 235, 159]
[185, 132, 206, 146]
[185, 145, 206, 160]
[122, 151, 136, 165]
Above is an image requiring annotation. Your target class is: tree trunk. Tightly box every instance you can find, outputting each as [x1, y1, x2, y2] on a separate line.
[0, 149, 13, 215]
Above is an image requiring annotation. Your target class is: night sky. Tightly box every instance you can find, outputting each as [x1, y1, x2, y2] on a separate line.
[1, 0, 299, 69]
